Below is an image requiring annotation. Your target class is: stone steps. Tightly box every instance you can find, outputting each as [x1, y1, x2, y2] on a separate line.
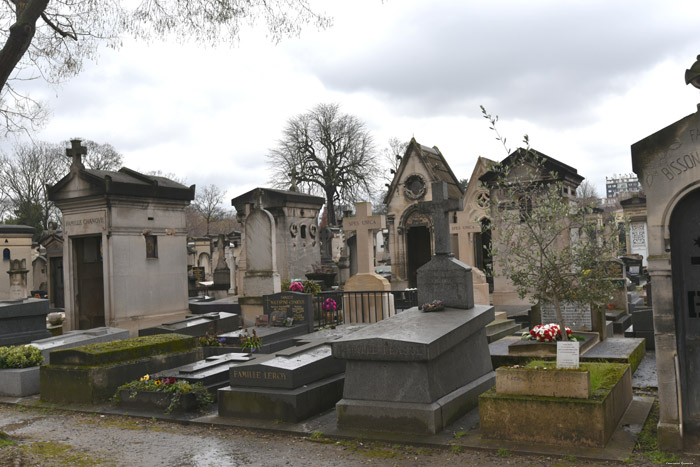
[487, 319, 522, 343]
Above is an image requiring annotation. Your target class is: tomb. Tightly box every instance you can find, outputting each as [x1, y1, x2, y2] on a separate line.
[31, 327, 130, 363]
[383, 138, 465, 289]
[628, 57, 700, 449]
[47, 139, 195, 335]
[138, 312, 240, 337]
[0, 298, 51, 346]
[218, 291, 314, 352]
[218, 340, 345, 422]
[333, 181, 495, 434]
[158, 352, 254, 396]
[0, 225, 34, 301]
[40, 333, 202, 404]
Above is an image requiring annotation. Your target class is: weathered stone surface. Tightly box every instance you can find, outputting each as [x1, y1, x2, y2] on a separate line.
[480, 364, 632, 447]
[0, 299, 51, 346]
[30, 327, 130, 364]
[0, 367, 40, 397]
[416, 255, 473, 309]
[495, 367, 590, 399]
[138, 312, 239, 337]
[333, 306, 495, 434]
[157, 352, 254, 395]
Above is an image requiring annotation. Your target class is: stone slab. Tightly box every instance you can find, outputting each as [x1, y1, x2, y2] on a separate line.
[229, 343, 344, 390]
[0, 299, 51, 345]
[631, 307, 653, 332]
[189, 297, 241, 316]
[218, 373, 345, 422]
[219, 324, 310, 353]
[416, 255, 474, 309]
[336, 371, 494, 434]
[0, 366, 40, 397]
[262, 292, 314, 334]
[332, 305, 494, 362]
[495, 367, 590, 399]
[540, 301, 592, 331]
[158, 353, 254, 395]
[30, 327, 130, 364]
[613, 314, 633, 334]
[138, 312, 239, 337]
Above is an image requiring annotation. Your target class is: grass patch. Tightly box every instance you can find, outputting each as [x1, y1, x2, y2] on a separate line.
[496, 447, 512, 457]
[362, 448, 398, 458]
[453, 430, 467, 439]
[21, 441, 115, 467]
[306, 431, 331, 444]
[636, 401, 681, 464]
[449, 443, 462, 454]
[524, 360, 625, 394]
[0, 431, 15, 448]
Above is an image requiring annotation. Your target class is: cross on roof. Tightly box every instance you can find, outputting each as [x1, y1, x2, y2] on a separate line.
[419, 182, 464, 256]
[342, 202, 386, 274]
[66, 139, 87, 169]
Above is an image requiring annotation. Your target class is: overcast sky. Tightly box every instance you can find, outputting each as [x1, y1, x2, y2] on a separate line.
[15, 0, 700, 209]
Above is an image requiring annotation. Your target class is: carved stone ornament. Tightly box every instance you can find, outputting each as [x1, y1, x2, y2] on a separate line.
[290, 223, 298, 238]
[309, 225, 318, 238]
[403, 174, 427, 200]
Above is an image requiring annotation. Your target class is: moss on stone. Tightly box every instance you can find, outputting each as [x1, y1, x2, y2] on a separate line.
[48, 334, 197, 367]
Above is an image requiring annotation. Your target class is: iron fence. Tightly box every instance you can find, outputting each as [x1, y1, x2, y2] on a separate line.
[313, 289, 418, 328]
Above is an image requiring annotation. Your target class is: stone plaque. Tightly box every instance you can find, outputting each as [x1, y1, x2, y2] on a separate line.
[540, 302, 592, 331]
[557, 341, 580, 369]
[63, 211, 106, 236]
[262, 292, 313, 332]
[192, 267, 205, 283]
[597, 259, 625, 279]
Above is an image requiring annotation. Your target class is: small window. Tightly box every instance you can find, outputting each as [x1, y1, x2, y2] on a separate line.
[2, 248, 9, 261]
[301, 225, 307, 239]
[145, 235, 158, 258]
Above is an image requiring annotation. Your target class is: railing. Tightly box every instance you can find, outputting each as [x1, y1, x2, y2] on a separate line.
[313, 289, 418, 329]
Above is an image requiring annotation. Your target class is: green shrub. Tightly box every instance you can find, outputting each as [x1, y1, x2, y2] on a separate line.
[0, 345, 43, 368]
[114, 374, 213, 414]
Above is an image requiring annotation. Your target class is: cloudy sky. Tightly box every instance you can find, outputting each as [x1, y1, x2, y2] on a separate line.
[15, 0, 700, 209]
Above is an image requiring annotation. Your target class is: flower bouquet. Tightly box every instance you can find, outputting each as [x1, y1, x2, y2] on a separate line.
[528, 323, 572, 342]
[289, 281, 304, 292]
[421, 300, 445, 312]
[239, 329, 262, 352]
[323, 298, 338, 323]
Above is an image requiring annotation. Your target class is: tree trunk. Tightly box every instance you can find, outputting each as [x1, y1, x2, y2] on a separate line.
[0, 0, 48, 92]
[552, 296, 569, 341]
[325, 188, 336, 226]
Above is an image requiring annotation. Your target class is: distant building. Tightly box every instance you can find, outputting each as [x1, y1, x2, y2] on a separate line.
[605, 173, 640, 198]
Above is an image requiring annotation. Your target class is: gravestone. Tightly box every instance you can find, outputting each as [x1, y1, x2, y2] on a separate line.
[138, 312, 239, 337]
[31, 327, 130, 363]
[540, 302, 592, 331]
[417, 182, 473, 308]
[342, 202, 394, 323]
[158, 352, 254, 395]
[450, 211, 490, 305]
[262, 291, 314, 334]
[333, 181, 495, 434]
[7, 259, 29, 300]
[210, 234, 231, 299]
[218, 340, 345, 422]
[0, 298, 51, 345]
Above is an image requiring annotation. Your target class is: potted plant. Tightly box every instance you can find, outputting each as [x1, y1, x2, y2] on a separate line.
[197, 329, 232, 358]
[114, 374, 213, 414]
[322, 298, 338, 324]
[0, 345, 44, 397]
[239, 329, 262, 353]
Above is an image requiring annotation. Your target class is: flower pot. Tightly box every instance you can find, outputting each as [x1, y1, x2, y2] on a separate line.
[117, 388, 200, 414]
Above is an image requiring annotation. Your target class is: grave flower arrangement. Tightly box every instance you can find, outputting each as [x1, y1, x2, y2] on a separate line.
[289, 281, 304, 292]
[282, 279, 321, 295]
[0, 345, 43, 369]
[239, 329, 262, 352]
[115, 374, 213, 414]
[421, 300, 445, 312]
[322, 298, 337, 312]
[529, 323, 572, 342]
[198, 328, 227, 347]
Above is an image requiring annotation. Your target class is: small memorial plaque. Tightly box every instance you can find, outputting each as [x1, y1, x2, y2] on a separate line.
[556, 341, 580, 369]
[269, 311, 287, 327]
[192, 267, 205, 283]
[262, 291, 314, 333]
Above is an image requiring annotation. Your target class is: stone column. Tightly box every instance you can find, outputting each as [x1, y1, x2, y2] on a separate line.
[7, 259, 29, 301]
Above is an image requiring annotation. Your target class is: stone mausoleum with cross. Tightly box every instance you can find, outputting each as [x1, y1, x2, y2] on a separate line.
[48, 139, 196, 335]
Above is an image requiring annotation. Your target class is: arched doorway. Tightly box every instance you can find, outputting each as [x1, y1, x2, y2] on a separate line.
[671, 188, 700, 428]
[406, 226, 431, 288]
[474, 217, 493, 292]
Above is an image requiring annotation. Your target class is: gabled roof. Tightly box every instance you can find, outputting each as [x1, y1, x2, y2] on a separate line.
[48, 166, 195, 202]
[479, 148, 584, 186]
[232, 187, 325, 212]
[383, 137, 464, 205]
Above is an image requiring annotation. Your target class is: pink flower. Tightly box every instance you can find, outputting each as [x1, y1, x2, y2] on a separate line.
[289, 281, 304, 292]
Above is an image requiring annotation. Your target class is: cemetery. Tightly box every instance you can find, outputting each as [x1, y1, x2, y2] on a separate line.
[4, 54, 700, 466]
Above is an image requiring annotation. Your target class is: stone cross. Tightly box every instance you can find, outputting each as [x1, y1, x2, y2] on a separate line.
[66, 139, 87, 169]
[289, 167, 298, 192]
[342, 202, 386, 274]
[419, 182, 464, 256]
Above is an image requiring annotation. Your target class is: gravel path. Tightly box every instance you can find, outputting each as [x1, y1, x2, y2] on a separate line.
[0, 403, 677, 466]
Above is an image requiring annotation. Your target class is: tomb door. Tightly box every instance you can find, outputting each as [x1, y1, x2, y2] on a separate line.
[348, 235, 358, 277]
[406, 226, 431, 288]
[474, 218, 493, 292]
[671, 188, 700, 427]
[49, 257, 64, 308]
[72, 236, 105, 329]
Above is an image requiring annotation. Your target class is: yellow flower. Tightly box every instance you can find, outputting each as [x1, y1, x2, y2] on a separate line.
[141, 374, 150, 382]
[154, 380, 162, 386]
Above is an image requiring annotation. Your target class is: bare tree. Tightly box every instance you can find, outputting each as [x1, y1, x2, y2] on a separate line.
[267, 102, 379, 226]
[0, 141, 66, 231]
[576, 179, 600, 205]
[191, 184, 226, 236]
[75, 139, 123, 170]
[0, 1, 332, 135]
[380, 137, 408, 184]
